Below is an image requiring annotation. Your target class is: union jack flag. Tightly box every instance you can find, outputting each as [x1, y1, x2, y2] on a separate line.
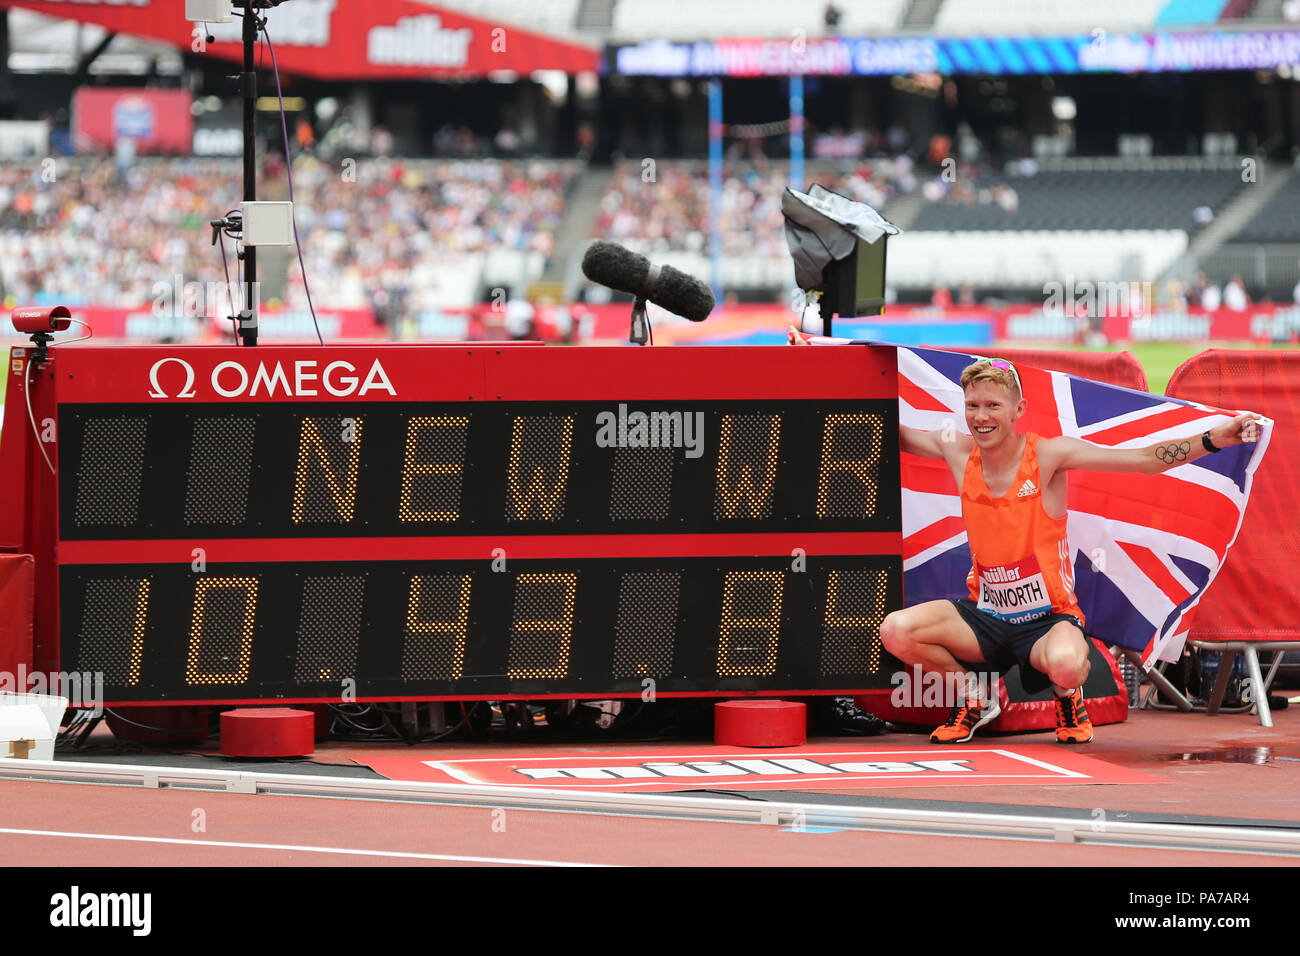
[810, 338, 1273, 668]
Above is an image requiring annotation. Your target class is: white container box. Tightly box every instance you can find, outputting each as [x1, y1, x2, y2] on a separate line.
[0, 692, 67, 761]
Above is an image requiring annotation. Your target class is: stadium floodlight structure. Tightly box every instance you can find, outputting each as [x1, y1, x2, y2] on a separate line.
[782, 183, 898, 336]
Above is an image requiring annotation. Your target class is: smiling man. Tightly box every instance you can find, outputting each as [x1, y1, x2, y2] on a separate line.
[878, 356, 1262, 745]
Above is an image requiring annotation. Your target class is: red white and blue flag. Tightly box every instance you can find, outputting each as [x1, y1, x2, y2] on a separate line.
[809, 338, 1273, 668]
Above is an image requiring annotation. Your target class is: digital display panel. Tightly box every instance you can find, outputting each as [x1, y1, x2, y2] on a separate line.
[56, 401, 898, 538]
[59, 556, 902, 701]
[48, 345, 904, 704]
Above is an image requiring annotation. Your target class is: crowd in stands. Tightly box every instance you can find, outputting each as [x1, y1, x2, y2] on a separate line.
[4, 149, 1298, 315]
[276, 156, 578, 311]
[0, 155, 579, 311]
[0, 158, 237, 310]
[588, 154, 921, 260]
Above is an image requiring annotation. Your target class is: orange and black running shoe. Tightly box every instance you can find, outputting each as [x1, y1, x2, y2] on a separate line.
[930, 696, 1000, 744]
[1055, 687, 1094, 744]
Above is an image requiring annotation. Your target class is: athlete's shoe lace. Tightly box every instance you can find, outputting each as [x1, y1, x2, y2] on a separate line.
[1058, 693, 1076, 726]
[947, 702, 975, 727]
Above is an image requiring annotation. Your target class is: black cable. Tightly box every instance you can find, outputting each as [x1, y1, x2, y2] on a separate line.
[103, 706, 220, 735]
[415, 701, 481, 742]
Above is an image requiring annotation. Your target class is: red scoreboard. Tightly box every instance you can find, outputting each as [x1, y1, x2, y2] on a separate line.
[4, 344, 903, 706]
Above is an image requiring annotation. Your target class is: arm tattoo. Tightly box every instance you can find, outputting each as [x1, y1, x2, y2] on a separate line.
[1155, 440, 1191, 464]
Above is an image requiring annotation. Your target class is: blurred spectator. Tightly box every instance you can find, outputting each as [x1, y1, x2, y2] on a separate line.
[926, 134, 952, 167]
[370, 126, 393, 157]
[503, 297, 535, 339]
[1201, 280, 1222, 311]
[1163, 278, 1188, 312]
[295, 118, 316, 152]
[495, 127, 522, 155]
[1223, 274, 1249, 311]
[823, 3, 842, 28]
[931, 285, 952, 309]
[885, 123, 909, 154]
[576, 123, 596, 161]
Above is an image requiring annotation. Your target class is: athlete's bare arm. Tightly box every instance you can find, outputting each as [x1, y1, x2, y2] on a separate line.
[901, 424, 973, 461]
[1039, 413, 1263, 479]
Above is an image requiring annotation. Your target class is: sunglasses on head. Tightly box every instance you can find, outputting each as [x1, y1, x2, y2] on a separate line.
[976, 357, 1022, 392]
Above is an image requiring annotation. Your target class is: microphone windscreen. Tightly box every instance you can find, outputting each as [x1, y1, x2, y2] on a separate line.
[581, 241, 650, 297]
[655, 264, 715, 322]
[582, 240, 715, 322]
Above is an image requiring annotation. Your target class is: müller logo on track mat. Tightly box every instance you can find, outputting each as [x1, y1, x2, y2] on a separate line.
[364, 746, 1163, 792]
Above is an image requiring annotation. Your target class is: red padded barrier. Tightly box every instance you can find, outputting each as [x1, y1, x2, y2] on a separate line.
[0, 554, 34, 677]
[981, 347, 1149, 392]
[1166, 350, 1299, 643]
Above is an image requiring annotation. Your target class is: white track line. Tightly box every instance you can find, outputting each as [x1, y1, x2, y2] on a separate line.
[0, 827, 611, 867]
[3, 759, 1299, 857]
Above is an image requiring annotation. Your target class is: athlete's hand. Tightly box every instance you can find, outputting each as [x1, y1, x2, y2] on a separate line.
[787, 325, 810, 345]
[1210, 413, 1263, 448]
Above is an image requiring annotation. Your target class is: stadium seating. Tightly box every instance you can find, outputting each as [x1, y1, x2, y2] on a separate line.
[611, 0, 909, 40]
[586, 157, 1212, 290]
[935, 0, 1169, 33]
[910, 164, 1245, 233]
[1229, 171, 1300, 242]
[886, 230, 1188, 287]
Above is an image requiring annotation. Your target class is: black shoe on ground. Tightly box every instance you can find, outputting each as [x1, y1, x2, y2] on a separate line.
[813, 697, 887, 736]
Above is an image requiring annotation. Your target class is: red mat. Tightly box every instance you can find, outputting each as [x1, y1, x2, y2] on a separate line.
[363, 744, 1163, 792]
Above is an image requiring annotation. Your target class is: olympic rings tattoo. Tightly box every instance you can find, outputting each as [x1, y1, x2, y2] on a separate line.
[1155, 440, 1191, 463]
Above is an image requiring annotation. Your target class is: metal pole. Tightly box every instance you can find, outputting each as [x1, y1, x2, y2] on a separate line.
[789, 75, 804, 193]
[240, 1, 259, 346]
[707, 79, 723, 310]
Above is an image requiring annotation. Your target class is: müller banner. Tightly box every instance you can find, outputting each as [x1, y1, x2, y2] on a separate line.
[0, 0, 601, 78]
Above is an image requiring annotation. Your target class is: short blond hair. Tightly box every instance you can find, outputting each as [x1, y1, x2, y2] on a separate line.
[960, 359, 1021, 399]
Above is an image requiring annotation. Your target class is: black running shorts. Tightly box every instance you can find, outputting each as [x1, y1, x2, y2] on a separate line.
[948, 598, 1085, 695]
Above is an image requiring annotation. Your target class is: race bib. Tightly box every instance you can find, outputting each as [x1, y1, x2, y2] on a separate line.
[976, 555, 1052, 624]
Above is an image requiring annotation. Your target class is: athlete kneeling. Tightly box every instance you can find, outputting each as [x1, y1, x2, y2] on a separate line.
[883, 357, 1261, 744]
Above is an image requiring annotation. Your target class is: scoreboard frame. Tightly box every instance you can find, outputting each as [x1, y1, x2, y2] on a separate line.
[0, 343, 905, 707]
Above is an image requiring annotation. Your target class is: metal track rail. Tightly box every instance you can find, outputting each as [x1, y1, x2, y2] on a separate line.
[3, 758, 1298, 858]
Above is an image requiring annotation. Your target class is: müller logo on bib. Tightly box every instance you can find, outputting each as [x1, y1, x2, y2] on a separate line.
[977, 555, 1051, 623]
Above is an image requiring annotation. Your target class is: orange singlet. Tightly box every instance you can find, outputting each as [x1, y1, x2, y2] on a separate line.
[961, 433, 1084, 626]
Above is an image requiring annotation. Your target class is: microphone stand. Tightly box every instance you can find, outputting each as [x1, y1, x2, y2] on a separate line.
[629, 262, 661, 346]
[629, 297, 649, 345]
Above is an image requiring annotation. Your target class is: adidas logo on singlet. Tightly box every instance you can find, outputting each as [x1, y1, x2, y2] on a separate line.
[1016, 479, 1039, 498]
